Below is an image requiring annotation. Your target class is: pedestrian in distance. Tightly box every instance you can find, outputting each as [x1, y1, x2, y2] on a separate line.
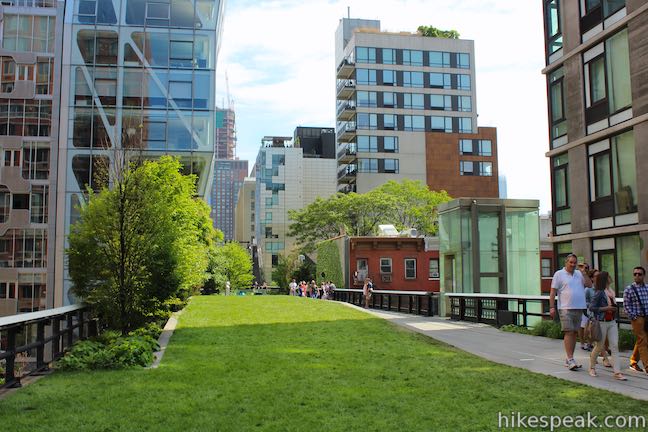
[363, 277, 374, 309]
[588, 271, 626, 380]
[623, 266, 648, 375]
[289, 279, 297, 296]
[550, 254, 593, 371]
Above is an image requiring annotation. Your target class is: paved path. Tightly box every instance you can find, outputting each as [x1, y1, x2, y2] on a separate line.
[344, 303, 648, 401]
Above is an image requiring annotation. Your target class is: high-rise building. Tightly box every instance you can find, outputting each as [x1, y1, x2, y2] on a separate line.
[0, 0, 62, 316]
[542, 0, 647, 293]
[234, 176, 256, 247]
[254, 128, 337, 281]
[335, 18, 498, 196]
[215, 107, 236, 159]
[211, 159, 247, 240]
[0, 0, 226, 316]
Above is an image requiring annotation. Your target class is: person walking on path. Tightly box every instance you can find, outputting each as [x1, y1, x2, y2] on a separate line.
[289, 279, 297, 296]
[363, 277, 374, 309]
[550, 254, 592, 371]
[623, 266, 648, 375]
[588, 271, 626, 380]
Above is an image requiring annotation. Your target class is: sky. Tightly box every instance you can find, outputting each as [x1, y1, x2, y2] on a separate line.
[215, 0, 551, 213]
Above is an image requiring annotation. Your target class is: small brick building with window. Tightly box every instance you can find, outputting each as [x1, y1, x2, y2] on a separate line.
[336, 236, 441, 292]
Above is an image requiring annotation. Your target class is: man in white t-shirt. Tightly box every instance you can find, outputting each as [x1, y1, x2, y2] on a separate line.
[550, 253, 592, 371]
[289, 279, 297, 296]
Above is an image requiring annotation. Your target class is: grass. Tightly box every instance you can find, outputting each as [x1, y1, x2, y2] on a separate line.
[1, 296, 647, 431]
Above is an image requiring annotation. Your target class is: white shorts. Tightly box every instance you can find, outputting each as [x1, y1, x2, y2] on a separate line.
[580, 313, 589, 328]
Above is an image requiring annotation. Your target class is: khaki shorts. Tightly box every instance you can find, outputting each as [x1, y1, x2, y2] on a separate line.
[559, 309, 582, 332]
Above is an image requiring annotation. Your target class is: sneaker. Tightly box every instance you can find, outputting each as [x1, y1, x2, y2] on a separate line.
[567, 358, 580, 371]
[629, 363, 644, 373]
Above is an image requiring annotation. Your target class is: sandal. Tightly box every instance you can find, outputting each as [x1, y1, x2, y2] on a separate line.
[589, 368, 597, 377]
[613, 373, 627, 381]
[602, 358, 612, 368]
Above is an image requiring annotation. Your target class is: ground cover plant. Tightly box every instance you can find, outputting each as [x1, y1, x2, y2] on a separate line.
[1, 296, 646, 431]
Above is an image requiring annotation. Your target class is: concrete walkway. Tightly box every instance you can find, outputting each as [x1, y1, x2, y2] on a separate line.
[344, 303, 648, 401]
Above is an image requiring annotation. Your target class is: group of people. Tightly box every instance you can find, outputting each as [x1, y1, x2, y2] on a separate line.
[289, 279, 336, 300]
[550, 253, 648, 381]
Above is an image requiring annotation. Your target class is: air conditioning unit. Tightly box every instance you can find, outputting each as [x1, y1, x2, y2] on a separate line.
[381, 274, 392, 283]
[430, 272, 440, 278]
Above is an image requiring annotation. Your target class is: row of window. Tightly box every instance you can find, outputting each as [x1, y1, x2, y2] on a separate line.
[0, 99, 51, 137]
[355, 69, 471, 90]
[548, 28, 631, 144]
[459, 160, 493, 177]
[459, 139, 492, 157]
[355, 47, 470, 69]
[357, 258, 440, 280]
[0, 57, 55, 96]
[354, 113, 473, 133]
[0, 184, 48, 224]
[2, 15, 56, 54]
[0, 228, 47, 268]
[355, 136, 399, 153]
[3, 145, 50, 180]
[355, 91, 471, 112]
[552, 129, 635, 229]
[357, 158, 399, 174]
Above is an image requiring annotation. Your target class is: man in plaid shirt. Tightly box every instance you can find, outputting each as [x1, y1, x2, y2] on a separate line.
[623, 266, 648, 375]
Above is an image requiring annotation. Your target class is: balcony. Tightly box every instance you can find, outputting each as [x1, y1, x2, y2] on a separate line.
[338, 183, 357, 194]
[336, 79, 355, 100]
[336, 58, 355, 80]
[336, 100, 356, 121]
[337, 143, 357, 163]
[337, 165, 357, 182]
[336, 122, 356, 143]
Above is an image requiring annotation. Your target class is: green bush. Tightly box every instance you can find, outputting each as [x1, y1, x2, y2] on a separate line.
[531, 320, 563, 339]
[619, 328, 637, 351]
[500, 325, 531, 335]
[57, 325, 161, 371]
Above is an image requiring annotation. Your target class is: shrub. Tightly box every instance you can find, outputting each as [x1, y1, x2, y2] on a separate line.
[531, 320, 563, 339]
[500, 325, 531, 335]
[618, 328, 637, 351]
[57, 325, 161, 371]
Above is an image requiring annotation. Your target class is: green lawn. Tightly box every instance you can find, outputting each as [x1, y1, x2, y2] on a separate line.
[1, 296, 646, 431]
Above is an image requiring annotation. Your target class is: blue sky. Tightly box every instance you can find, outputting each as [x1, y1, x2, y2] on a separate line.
[216, 0, 551, 212]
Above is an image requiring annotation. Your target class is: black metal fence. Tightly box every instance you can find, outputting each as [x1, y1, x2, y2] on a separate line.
[0, 305, 93, 388]
[333, 289, 438, 316]
[445, 293, 631, 328]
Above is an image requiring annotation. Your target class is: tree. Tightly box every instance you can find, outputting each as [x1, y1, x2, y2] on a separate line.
[208, 242, 254, 290]
[68, 156, 215, 334]
[288, 181, 451, 251]
[272, 250, 316, 290]
[417, 25, 460, 39]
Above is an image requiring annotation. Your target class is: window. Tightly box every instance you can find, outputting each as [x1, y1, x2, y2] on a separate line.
[170, 40, 193, 67]
[405, 259, 416, 279]
[480, 162, 493, 176]
[431, 116, 452, 133]
[605, 29, 631, 113]
[541, 258, 552, 277]
[357, 113, 377, 130]
[382, 48, 396, 65]
[458, 74, 471, 90]
[429, 51, 450, 67]
[356, 47, 376, 64]
[383, 114, 396, 130]
[358, 158, 378, 173]
[356, 69, 377, 85]
[549, 67, 567, 141]
[552, 153, 570, 226]
[0, 186, 10, 223]
[12, 193, 29, 209]
[588, 56, 606, 104]
[2, 15, 55, 53]
[22, 144, 49, 180]
[357, 136, 377, 152]
[457, 53, 470, 69]
[383, 158, 399, 173]
[356, 258, 368, 281]
[380, 258, 392, 274]
[460, 161, 474, 176]
[459, 96, 472, 112]
[357, 91, 377, 107]
[382, 70, 396, 86]
[429, 259, 440, 279]
[480, 140, 492, 157]
[459, 117, 472, 133]
[404, 93, 424, 109]
[30, 186, 47, 223]
[403, 71, 424, 88]
[459, 139, 473, 155]
[383, 136, 398, 153]
[545, 0, 563, 55]
[404, 115, 424, 131]
[402, 50, 423, 66]
[264, 212, 272, 222]
[382, 92, 396, 108]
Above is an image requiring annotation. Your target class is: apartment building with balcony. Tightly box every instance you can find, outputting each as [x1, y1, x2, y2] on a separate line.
[334, 18, 498, 197]
[543, 0, 648, 294]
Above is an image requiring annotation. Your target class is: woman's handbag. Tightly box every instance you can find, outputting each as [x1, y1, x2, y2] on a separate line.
[586, 318, 602, 342]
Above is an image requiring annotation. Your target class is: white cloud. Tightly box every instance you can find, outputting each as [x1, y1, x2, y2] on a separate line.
[218, 0, 552, 212]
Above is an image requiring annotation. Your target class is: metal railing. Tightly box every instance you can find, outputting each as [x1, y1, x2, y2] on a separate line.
[445, 293, 631, 328]
[333, 288, 438, 316]
[0, 304, 94, 388]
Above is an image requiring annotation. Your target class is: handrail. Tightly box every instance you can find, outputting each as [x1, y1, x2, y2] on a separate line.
[333, 288, 437, 316]
[0, 304, 85, 328]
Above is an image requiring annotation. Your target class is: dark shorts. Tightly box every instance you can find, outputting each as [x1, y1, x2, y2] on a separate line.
[559, 309, 582, 332]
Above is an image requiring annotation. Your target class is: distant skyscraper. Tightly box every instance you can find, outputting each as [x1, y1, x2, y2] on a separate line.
[499, 175, 508, 199]
[215, 107, 236, 159]
[211, 159, 248, 240]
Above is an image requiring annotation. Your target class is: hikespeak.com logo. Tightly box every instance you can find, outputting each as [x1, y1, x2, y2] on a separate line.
[498, 411, 646, 431]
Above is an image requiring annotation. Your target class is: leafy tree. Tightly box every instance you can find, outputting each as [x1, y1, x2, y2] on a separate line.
[208, 242, 254, 290]
[68, 156, 214, 334]
[288, 180, 451, 250]
[272, 250, 316, 290]
[316, 241, 344, 288]
[417, 25, 460, 39]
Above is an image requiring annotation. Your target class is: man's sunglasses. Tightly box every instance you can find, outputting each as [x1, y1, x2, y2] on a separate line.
[634, 273, 644, 276]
